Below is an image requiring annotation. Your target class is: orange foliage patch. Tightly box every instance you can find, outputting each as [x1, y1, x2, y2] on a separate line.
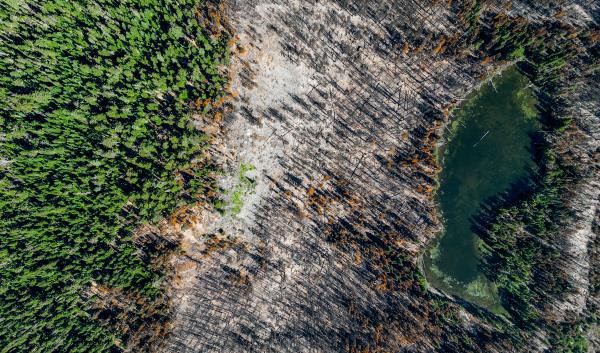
[432, 36, 446, 55]
[402, 42, 410, 55]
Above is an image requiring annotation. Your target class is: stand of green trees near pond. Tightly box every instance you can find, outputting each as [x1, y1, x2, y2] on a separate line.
[0, 1, 229, 352]
[461, 3, 599, 351]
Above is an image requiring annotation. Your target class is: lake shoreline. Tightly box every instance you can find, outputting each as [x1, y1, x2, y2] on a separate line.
[421, 65, 540, 315]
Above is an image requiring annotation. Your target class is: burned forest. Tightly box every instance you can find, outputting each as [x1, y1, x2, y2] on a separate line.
[159, 1, 599, 352]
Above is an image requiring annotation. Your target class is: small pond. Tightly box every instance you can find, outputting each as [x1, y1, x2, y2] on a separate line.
[423, 66, 540, 312]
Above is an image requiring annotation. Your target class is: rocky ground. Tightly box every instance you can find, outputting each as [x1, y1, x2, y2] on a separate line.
[158, 1, 599, 352]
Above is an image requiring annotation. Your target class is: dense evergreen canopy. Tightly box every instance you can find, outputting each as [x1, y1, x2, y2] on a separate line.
[0, 0, 228, 351]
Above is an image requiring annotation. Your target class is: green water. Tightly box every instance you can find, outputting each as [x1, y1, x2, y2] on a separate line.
[424, 67, 539, 311]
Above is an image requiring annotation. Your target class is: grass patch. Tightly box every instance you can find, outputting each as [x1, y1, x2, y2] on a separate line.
[216, 163, 256, 215]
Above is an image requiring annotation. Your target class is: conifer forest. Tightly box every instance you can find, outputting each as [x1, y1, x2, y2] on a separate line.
[0, 1, 598, 353]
